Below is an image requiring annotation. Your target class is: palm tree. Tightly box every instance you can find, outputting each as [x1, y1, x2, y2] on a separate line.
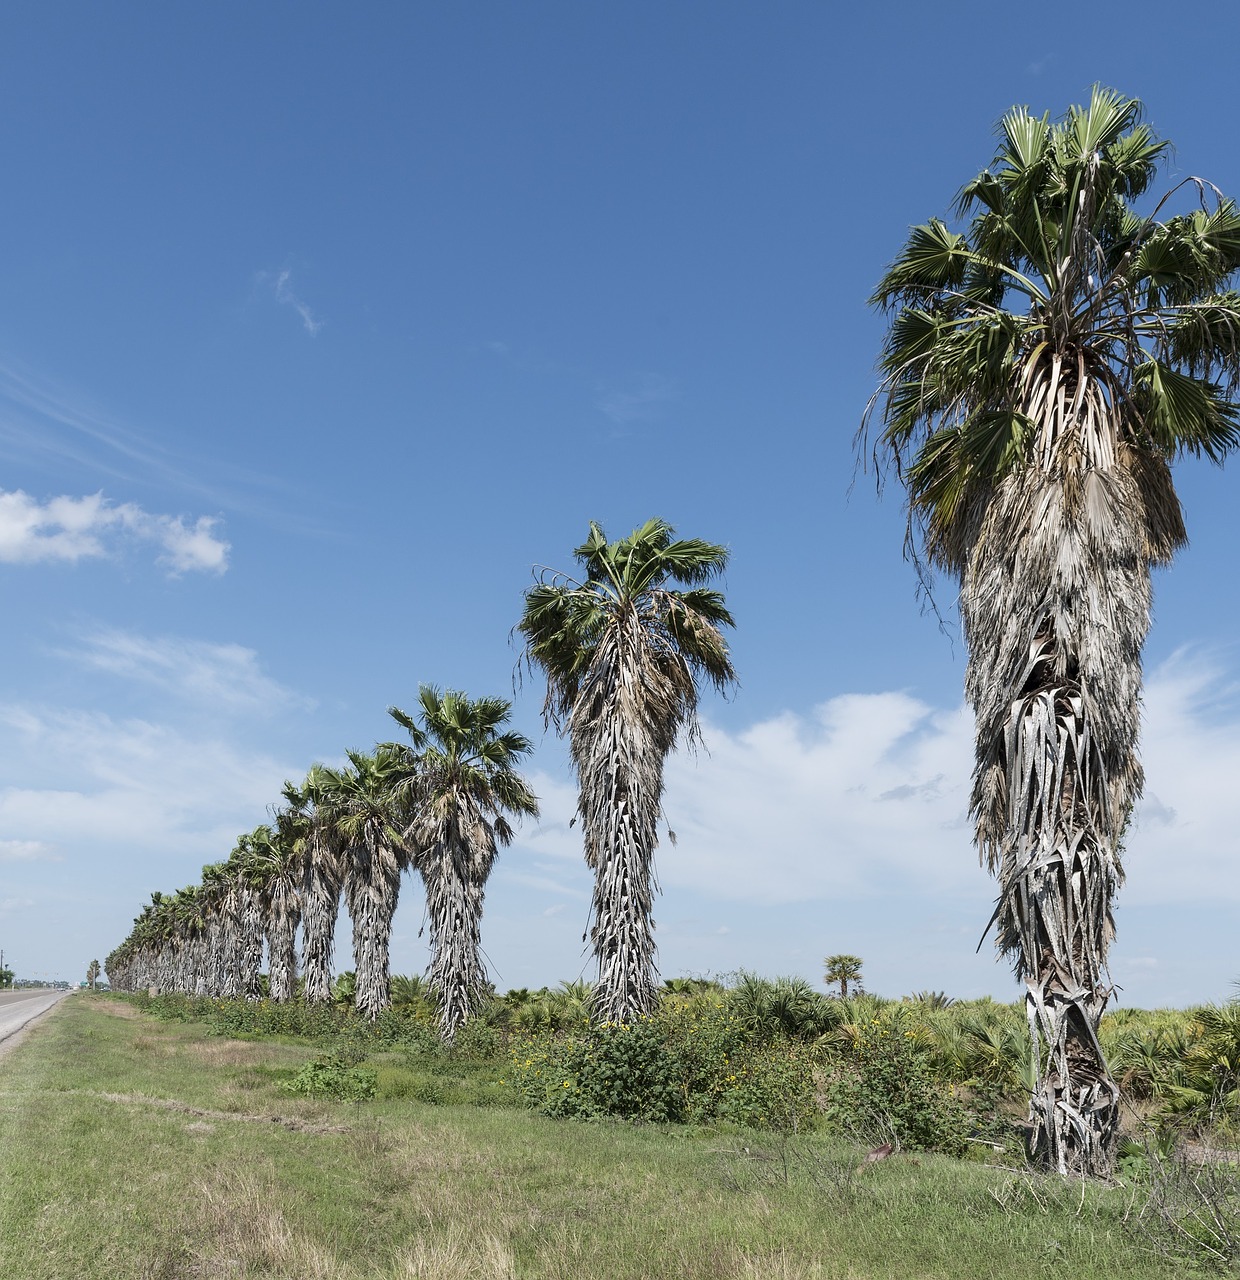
[285, 767, 346, 1004]
[823, 954, 864, 1000]
[518, 518, 736, 1024]
[244, 822, 303, 1003]
[85, 959, 100, 990]
[318, 748, 415, 1021]
[388, 687, 538, 1041]
[866, 88, 1240, 1175]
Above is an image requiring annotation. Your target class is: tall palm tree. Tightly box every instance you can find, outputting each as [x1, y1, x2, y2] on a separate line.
[867, 88, 1240, 1175]
[319, 748, 415, 1021]
[388, 686, 538, 1041]
[518, 518, 736, 1024]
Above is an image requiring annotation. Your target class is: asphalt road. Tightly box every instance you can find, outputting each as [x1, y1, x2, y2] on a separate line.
[0, 988, 71, 1049]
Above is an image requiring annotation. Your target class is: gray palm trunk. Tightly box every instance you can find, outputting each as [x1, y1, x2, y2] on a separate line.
[344, 830, 404, 1021]
[217, 887, 244, 998]
[300, 837, 343, 1003]
[421, 817, 491, 1041]
[265, 880, 302, 1002]
[964, 450, 1173, 1175]
[238, 889, 265, 999]
[571, 622, 671, 1024]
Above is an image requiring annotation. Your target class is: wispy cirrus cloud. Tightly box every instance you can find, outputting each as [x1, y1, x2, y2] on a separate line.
[258, 268, 322, 336]
[61, 627, 312, 714]
[0, 705, 298, 860]
[595, 373, 677, 429]
[0, 489, 228, 574]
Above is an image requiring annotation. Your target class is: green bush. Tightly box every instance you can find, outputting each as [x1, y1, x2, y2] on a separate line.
[282, 1053, 377, 1102]
[451, 1017, 503, 1060]
[822, 1011, 968, 1155]
[508, 1006, 819, 1130]
[712, 1043, 819, 1132]
[509, 1018, 682, 1122]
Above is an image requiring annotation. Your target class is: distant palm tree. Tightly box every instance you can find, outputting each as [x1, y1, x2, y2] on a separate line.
[519, 519, 736, 1024]
[85, 959, 100, 990]
[389, 687, 538, 1041]
[867, 88, 1240, 1174]
[823, 954, 864, 1000]
[283, 767, 345, 1004]
[241, 823, 302, 1003]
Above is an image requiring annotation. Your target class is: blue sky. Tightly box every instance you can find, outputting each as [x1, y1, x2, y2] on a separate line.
[1, 2, 1238, 1006]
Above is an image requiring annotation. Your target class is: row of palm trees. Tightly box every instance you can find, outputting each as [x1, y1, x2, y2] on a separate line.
[108, 518, 738, 1036]
[105, 90, 1240, 1179]
[106, 688, 539, 1039]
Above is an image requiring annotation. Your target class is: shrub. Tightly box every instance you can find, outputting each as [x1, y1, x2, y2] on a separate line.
[281, 1053, 377, 1102]
[822, 1010, 968, 1155]
[508, 1006, 819, 1130]
[712, 1043, 819, 1132]
[508, 1019, 681, 1122]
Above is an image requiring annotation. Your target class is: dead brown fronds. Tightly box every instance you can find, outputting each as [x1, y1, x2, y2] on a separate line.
[93, 999, 145, 1020]
[131, 1034, 177, 1056]
[187, 1038, 280, 1069]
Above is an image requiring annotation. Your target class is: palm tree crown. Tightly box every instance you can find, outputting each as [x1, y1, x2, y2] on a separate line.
[519, 517, 736, 1024]
[867, 88, 1240, 1176]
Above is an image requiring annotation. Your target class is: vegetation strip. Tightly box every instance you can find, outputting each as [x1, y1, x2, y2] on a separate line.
[5, 995, 1231, 1279]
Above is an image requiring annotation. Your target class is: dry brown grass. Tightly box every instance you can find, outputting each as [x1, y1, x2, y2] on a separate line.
[193, 1164, 353, 1279]
[91, 997, 145, 1020]
[187, 1037, 289, 1069]
[390, 1228, 517, 1280]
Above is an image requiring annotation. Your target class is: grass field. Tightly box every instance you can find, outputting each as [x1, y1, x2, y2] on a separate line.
[0, 995, 1219, 1279]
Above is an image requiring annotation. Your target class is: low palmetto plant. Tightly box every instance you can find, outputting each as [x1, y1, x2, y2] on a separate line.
[507, 981, 593, 1033]
[1154, 1004, 1240, 1134]
[726, 973, 831, 1042]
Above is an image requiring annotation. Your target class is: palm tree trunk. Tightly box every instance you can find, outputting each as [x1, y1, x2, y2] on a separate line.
[422, 838, 488, 1041]
[344, 833, 403, 1021]
[573, 628, 665, 1025]
[238, 889, 265, 999]
[218, 889, 243, 998]
[965, 464, 1151, 1176]
[266, 881, 302, 1002]
[301, 844, 342, 1003]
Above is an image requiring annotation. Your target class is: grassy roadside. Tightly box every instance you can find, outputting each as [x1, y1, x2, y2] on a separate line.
[0, 996, 1212, 1279]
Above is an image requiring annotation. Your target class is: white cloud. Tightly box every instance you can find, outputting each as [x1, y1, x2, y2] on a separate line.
[156, 514, 230, 573]
[514, 650, 1240, 915]
[63, 627, 311, 715]
[0, 839, 58, 862]
[260, 269, 322, 336]
[0, 705, 298, 862]
[0, 489, 228, 574]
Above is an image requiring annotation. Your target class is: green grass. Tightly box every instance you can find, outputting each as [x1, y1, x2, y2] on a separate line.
[0, 996, 1220, 1279]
